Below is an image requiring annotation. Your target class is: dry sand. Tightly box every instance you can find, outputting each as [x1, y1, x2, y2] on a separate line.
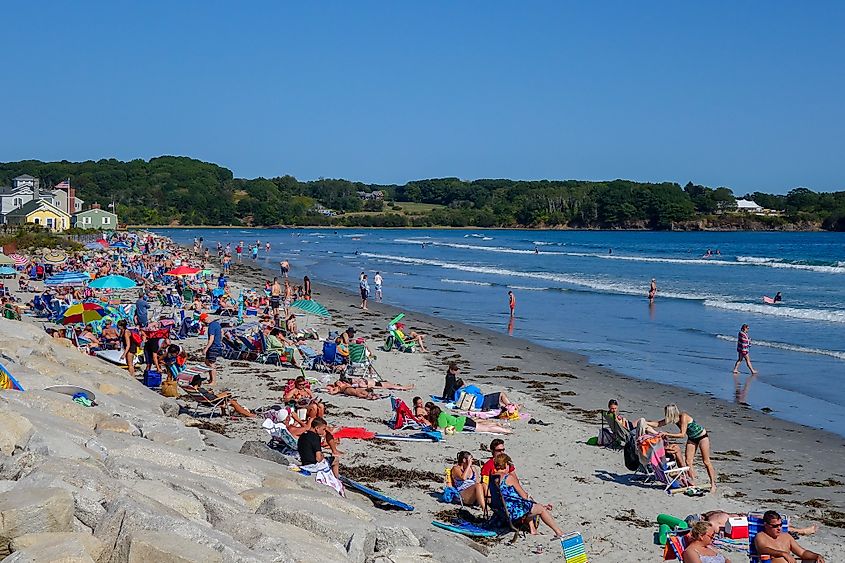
[184, 260, 845, 562]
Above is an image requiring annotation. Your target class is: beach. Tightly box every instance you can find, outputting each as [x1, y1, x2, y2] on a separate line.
[1, 235, 842, 562]
[199, 257, 845, 561]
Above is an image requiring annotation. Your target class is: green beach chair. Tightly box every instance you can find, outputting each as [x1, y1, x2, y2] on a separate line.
[384, 313, 417, 353]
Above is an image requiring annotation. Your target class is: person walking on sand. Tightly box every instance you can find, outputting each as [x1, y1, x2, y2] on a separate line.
[374, 271, 383, 302]
[648, 278, 657, 302]
[508, 290, 516, 317]
[733, 324, 757, 374]
[359, 274, 370, 310]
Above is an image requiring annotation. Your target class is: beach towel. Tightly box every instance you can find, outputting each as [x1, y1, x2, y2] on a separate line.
[301, 459, 345, 496]
[332, 427, 375, 440]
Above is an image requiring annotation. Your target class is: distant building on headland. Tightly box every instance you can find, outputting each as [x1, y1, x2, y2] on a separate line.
[356, 190, 384, 201]
[733, 199, 781, 216]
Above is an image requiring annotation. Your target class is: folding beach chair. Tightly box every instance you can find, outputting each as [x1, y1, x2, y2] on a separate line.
[486, 473, 537, 543]
[297, 344, 321, 371]
[345, 343, 380, 379]
[262, 414, 300, 457]
[637, 432, 690, 492]
[181, 386, 226, 418]
[747, 512, 789, 562]
[599, 410, 630, 449]
[441, 466, 465, 507]
[561, 531, 588, 563]
[663, 530, 690, 560]
[388, 397, 424, 430]
[384, 313, 416, 353]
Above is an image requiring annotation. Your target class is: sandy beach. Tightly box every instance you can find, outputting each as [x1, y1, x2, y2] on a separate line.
[198, 257, 845, 561]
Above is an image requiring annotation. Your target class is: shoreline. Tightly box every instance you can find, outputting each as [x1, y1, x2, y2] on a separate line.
[138, 224, 829, 232]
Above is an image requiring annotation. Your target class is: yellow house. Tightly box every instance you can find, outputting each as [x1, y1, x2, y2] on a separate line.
[5, 199, 71, 232]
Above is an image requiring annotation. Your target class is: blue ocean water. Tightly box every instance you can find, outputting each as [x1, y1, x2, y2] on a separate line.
[157, 228, 845, 435]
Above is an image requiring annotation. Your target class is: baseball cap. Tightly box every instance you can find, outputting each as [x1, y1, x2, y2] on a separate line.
[199, 313, 209, 323]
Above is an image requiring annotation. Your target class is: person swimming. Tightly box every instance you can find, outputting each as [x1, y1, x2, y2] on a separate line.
[774, 291, 782, 302]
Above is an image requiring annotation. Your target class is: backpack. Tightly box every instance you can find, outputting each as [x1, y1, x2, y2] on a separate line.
[129, 329, 143, 345]
[623, 434, 640, 471]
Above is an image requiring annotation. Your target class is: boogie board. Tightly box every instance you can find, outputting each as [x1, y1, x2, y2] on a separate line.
[44, 385, 96, 401]
[762, 296, 779, 305]
[94, 349, 139, 366]
[340, 476, 414, 511]
[374, 431, 442, 442]
[432, 520, 496, 538]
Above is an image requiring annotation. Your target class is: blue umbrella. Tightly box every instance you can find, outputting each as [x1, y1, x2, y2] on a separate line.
[45, 271, 90, 286]
[88, 274, 137, 290]
[0, 266, 16, 276]
[85, 242, 106, 250]
[111, 242, 131, 249]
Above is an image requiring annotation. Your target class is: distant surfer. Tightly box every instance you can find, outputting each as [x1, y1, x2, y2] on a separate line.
[732, 324, 757, 375]
[508, 291, 516, 317]
[648, 278, 657, 302]
[608, 248, 612, 255]
[534, 247, 539, 254]
[773, 291, 782, 303]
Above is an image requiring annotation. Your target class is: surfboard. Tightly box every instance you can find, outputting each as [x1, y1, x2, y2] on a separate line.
[340, 477, 413, 511]
[94, 349, 139, 366]
[44, 385, 96, 401]
[432, 520, 496, 538]
[374, 431, 442, 442]
[762, 296, 776, 304]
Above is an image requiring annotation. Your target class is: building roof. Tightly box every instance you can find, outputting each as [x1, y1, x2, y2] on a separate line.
[74, 208, 117, 217]
[6, 198, 71, 218]
[0, 185, 33, 196]
[735, 199, 762, 209]
[13, 174, 37, 181]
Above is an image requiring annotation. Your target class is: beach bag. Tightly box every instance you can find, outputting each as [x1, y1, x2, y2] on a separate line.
[129, 329, 143, 345]
[456, 391, 476, 411]
[623, 435, 640, 471]
[161, 379, 179, 398]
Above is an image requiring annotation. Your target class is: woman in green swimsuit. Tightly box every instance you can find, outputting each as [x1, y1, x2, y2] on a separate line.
[650, 404, 717, 493]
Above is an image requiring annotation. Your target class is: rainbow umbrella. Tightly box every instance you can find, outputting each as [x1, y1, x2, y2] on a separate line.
[62, 303, 105, 325]
[9, 254, 28, 266]
[165, 265, 201, 277]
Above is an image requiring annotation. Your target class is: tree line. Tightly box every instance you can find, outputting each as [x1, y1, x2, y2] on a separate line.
[1, 157, 843, 230]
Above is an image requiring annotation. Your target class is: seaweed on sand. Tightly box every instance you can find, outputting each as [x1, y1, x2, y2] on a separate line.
[613, 509, 652, 528]
[341, 463, 442, 489]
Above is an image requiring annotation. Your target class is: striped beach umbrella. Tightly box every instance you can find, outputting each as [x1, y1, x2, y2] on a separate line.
[9, 254, 28, 267]
[43, 250, 68, 264]
[289, 299, 331, 318]
[45, 271, 90, 286]
[88, 274, 137, 290]
[62, 302, 105, 325]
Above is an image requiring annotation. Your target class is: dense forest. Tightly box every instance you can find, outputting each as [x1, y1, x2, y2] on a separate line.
[1, 156, 844, 230]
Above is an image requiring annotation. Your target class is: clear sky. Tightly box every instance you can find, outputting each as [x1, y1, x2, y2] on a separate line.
[2, 2, 843, 193]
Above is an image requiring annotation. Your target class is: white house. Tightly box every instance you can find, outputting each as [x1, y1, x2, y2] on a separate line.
[734, 199, 763, 213]
[12, 174, 40, 191]
[51, 188, 84, 214]
[0, 185, 35, 220]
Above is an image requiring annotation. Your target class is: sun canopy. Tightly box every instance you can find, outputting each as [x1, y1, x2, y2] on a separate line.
[290, 299, 330, 318]
[45, 271, 90, 286]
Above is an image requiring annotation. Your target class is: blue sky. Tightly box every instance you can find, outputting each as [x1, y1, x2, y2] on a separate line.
[1, 2, 843, 193]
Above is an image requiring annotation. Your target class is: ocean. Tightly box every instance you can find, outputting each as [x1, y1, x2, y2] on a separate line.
[156, 228, 845, 435]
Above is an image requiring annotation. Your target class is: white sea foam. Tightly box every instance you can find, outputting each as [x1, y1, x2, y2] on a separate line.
[392, 239, 564, 255]
[716, 334, 845, 360]
[508, 285, 549, 291]
[441, 278, 493, 286]
[735, 256, 845, 274]
[362, 252, 719, 301]
[705, 300, 845, 323]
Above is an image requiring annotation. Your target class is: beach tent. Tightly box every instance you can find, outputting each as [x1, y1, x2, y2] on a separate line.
[89, 274, 136, 290]
[45, 271, 90, 286]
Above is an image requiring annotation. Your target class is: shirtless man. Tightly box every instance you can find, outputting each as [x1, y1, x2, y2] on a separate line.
[325, 380, 384, 400]
[754, 511, 825, 563]
[345, 376, 415, 391]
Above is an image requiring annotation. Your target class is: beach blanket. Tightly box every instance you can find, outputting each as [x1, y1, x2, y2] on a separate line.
[332, 427, 376, 440]
[301, 459, 345, 496]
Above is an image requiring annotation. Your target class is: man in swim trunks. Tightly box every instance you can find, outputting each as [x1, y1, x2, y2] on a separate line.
[280, 260, 290, 279]
[373, 272, 383, 302]
[754, 510, 825, 562]
[270, 277, 282, 316]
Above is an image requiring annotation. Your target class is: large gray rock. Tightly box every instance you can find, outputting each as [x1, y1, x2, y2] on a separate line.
[94, 495, 261, 563]
[0, 412, 34, 455]
[4, 536, 94, 562]
[0, 390, 106, 431]
[256, 490, 376, 562]
[127, 481, 209, 523]
[219, 513, 349, 562]
[239, 440, 296, 466]
[95, 417, 141, 437]
[0, 487, 74, 557]
[123, 531, 223, 563]
[10, 532, 105, 561]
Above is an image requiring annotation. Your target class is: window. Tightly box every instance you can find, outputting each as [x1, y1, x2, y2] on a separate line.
[102, 217, 111, 225]
[33, 218, 40, 224]
[46, 218, 54, 229]
[13, 198, 22, 207]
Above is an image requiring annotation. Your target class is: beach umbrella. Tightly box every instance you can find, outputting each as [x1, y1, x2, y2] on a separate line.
[85, 241, 106, 250]
[0, 255, 12, 266]
[62, 303, 105, 325]
[9, 254, 28, 267]
[88, 274, 137, 290]
[165, 265, 200, 277]
[151, 249, 170, 257]
[43, 250, 68, 264]
[45, 271, 90, 286]
[95, 238, 109, 247]
[110, 241, 131, 250]
[0, 266, 16, 276]
[289, 299, 330, 318]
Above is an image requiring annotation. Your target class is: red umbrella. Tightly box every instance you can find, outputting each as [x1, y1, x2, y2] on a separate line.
[165, 265, 201, 277]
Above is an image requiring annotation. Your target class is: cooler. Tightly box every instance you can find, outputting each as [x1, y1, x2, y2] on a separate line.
[725, 516, 749, 539]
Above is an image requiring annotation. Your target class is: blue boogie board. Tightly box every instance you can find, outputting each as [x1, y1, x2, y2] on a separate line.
[374, 431, 442, 442]
[432, 520, 497, 538]
[340, 477, 414, 511]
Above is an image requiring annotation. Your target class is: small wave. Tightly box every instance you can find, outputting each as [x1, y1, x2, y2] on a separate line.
[392, 272, 408, 276]
[361, 252, 719, 301]
[393, 239, 563, 255]
[705, 300, 845, 323]
[441, 278, 493, 286]
[531, 241, 558, 246]
[341, 234, 365, 238]
[716, 334, 845, 360]
[735, 256, 845, 274]
[508, 285, 549, 291]
[482, 237, 493, 241]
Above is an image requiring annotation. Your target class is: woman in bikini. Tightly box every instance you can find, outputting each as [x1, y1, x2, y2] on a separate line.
[450, 451, 486, 511]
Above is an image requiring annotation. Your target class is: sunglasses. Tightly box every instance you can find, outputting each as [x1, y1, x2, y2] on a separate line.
[765, 522, 782, 528]
[493, 448, 505, 453]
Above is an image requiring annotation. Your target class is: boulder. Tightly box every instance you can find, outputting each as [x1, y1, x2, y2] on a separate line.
[0, 390, 106, 430]
[123, 531, 223, 563]
[10, 532, 105, 561]
[128, 481, 208, 523]
[0, 487, 74, 557]
[256, 490, 375, 562]
[4, 536, 94, 562]
[218, 513, 349, 562]
[95, 418, 141, 436]
[97, 383, 122, 396]
[239, 440, 296, 466]
[0, 412, 34, 455]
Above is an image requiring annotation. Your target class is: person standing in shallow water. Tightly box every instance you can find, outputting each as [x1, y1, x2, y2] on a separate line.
[733, 324, 757, 375]
[359, 274, 370, 310]
[508, 291, 515, 317]
[648, 278, 657, 302]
